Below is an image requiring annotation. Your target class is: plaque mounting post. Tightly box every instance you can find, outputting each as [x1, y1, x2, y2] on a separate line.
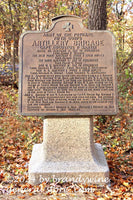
[29, 117, 109, 185]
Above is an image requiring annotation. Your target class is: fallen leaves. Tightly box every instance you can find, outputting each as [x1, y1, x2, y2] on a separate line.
[0, 85, 133, 199]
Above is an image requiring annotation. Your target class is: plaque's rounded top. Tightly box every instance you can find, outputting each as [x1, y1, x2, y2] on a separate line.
[52, 15, 82, 23]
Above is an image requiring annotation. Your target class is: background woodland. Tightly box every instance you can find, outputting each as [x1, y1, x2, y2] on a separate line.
[0, 0, 133, 199]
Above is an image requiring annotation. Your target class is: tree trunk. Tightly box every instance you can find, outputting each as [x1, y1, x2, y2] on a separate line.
[37, 8, 40, 31]
[88, 0, 107, 30]
[88, 0, 107, 123]
[8, 0, 16, 83]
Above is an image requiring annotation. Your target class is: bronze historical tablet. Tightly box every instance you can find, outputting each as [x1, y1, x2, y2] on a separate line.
[19, 16, 118, 116]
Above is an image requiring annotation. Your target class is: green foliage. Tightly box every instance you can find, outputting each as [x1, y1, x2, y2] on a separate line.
[125, 67, 133, 79]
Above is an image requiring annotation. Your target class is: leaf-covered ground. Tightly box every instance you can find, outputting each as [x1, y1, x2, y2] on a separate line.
[0, 85, 132, 200]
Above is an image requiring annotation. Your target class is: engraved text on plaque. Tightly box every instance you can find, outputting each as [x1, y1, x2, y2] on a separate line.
[19, 16, 118, 116]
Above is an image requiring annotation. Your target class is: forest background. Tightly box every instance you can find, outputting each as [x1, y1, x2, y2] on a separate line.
[0, 0, 133, 199]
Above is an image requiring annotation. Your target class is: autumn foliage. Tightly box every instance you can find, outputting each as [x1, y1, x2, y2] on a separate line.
[0, 0, 133, 199]
[0, 82, 132, 199]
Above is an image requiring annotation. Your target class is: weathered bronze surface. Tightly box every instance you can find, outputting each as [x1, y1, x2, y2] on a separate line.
[19, 16, 118, 116]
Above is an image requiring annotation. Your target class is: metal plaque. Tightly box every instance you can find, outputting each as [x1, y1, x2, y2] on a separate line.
[19, 15, 118, 116]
